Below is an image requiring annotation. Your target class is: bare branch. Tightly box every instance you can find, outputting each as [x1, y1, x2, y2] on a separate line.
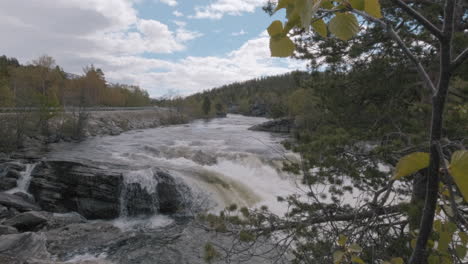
[391, 0, 444, 39]
[451, 47, 468, 71]
[352, 9, 437, 94]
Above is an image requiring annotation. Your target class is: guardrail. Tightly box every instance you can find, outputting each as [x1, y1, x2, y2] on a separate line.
[0, 106, 169, 113]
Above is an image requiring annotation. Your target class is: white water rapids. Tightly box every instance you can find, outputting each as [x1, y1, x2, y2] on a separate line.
[48, 115, 302, 220]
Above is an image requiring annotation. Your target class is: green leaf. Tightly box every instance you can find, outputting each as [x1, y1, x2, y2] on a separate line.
[296, 0, 323, 29]
[329, 12, 360, 41]
[351, 255, 366, 264]
[337, 234, 348, 246]
[449, 150, 468, 202]
[348, 243, 363, 253]
[428, 255, 439, 264]
[391, 257, 404, 264]
[270, 36, 295, 57]
[456, 245, 467, 259]
[312, 19, 328, 38]
[392, 152, 430, 180]
[442, 205, 454, 217]
[365, 0, 383, 18]
[268, 20, 284, 37]
[333, 250, 345, 264]
[321, 0, 334, 9]
[349, 0, 365, 10]
[437, 231, 451, 253]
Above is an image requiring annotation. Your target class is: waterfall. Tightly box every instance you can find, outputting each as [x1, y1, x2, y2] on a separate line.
[119, 168, 160, 218]
[7, 163, 38, 194]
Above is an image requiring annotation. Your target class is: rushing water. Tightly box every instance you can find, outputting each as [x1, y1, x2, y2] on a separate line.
[48, 115, 301, 219]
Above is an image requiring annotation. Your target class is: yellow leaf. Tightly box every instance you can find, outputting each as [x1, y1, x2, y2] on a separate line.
[328, 12, 360, 41]
[392, 152, 430, 180]
[349, 0, 365, 10]
[270, 36, 295, 57]
[348, 243, 363, 253]
[333, 250, 345, 264]
[268, 20, 284, 37]
[365, 0, 383, 18]
[337, 234, 348, 246]
[449, 150, 468, 202]
[391, 257, 404, 264]
[312, 19, 328, 38]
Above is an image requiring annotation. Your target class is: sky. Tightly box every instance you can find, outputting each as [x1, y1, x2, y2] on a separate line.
[0, 0, 306, 98]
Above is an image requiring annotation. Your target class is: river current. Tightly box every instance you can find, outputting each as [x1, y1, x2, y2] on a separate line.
[48, 115, 300, 222]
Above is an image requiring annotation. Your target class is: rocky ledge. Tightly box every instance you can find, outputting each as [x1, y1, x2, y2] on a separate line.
[0, 159, 195, 263]
[248, 118, 294, 133]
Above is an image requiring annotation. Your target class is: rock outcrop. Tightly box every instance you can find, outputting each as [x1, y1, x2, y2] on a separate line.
[0, 192, 41, 212]
[29, 161, 124, 219]
[3, 211, 48, 232]
[29, 160, 191, 219]
[0, 232, 50, 260]
[248, 118, 294, 133]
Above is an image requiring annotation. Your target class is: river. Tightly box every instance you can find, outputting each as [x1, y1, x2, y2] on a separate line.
[41, 115, 300, 263]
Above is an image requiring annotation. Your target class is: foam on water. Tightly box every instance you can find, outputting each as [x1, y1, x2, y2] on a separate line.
[112, 214, 174, 231]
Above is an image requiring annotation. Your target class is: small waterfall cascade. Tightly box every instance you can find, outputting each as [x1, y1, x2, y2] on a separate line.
[7, 163, 38, 194]
[119, 168, 160, 217]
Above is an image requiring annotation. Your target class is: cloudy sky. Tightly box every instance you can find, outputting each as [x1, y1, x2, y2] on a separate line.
[0, 0, 306, 97]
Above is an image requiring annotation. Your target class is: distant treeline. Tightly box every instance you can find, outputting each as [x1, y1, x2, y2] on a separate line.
[156, 71, 310, 118]
[0, 55, 151, 108]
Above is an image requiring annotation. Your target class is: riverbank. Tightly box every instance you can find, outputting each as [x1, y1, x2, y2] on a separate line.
[0, 108, 189, 159]
[0, 115, 294, 263]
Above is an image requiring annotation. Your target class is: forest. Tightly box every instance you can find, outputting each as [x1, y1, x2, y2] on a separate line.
[0, 55, 151, 109]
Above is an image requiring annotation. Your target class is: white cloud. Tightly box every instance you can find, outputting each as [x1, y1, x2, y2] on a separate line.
[231, 29, 247, 36]
[0, 0, 304, 97]
[173, 10, 184, 17]
[103, 33, 306, 96]
[159, 0, 177, 6]
[191, 0, 266, 19]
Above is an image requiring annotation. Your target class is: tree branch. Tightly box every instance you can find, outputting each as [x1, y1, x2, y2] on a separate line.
[352, 9, 437, 94]
[391, 0, 444, 39]
[451, 47, 468, 71]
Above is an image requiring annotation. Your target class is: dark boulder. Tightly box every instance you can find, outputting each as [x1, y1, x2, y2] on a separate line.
[0, 225, 18, 235]
[29, 161, 123, 220]
[3, 211, 48, 231]
[156, 170, 188, 214]
[0, 192, 41, 212]
[248, 118, 294, 133]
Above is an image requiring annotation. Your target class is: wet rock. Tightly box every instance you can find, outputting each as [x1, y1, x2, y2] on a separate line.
[29, 161, 123, 219]
[13, 191, 35, 203]
[156, 170, 188, 214]
[3, 211, 48, 231]
[123, 183, 158, 216]
[0, 205, 8, 219]
[0, 178, 17, 191]
[0, 162, 25, 191]
[45, 212, 87, 230]
[0, 232, 50, 260]
[249, 118, 293, 133]
[0, 225, 18, 235]
[0, 192, 41, 212]
[30, 160, 191, 219]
